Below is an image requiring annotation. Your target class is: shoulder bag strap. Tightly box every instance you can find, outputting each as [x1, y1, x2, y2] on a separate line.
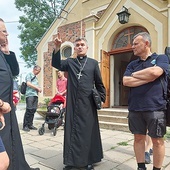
[31, 76, 36, 82]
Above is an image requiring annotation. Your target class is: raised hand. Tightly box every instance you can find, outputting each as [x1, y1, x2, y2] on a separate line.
[53, 32, 62, 53]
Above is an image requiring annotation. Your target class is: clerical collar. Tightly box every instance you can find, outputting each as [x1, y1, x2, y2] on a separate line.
[77, 56, 87, 60]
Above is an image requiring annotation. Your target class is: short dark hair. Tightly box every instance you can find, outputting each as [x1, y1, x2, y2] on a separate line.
[74, 37, 88, 46]
[33, 65, 41, 70]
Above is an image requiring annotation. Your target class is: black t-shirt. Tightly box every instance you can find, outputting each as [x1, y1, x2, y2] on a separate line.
[124, 53, 169, 111]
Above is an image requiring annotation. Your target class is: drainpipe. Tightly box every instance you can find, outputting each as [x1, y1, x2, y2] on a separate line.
[168, 0, 170, 46]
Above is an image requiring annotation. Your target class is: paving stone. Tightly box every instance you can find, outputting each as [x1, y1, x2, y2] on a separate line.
[14, 104, 170, 170]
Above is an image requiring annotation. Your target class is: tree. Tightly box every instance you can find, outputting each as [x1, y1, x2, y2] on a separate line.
[15, 0, 68, 67]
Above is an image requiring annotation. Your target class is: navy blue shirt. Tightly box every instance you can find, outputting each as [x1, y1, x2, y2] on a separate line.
[124, 53, 169, 111]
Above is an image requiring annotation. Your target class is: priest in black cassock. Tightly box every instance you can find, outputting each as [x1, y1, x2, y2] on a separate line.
[0, 18, 39, 170]
[52, 33, 106, 170]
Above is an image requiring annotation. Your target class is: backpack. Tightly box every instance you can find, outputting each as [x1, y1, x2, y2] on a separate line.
[20, 76, 36, 95]
[158, 47, 170, 126]
[164, 47, 170, 126]
[20, 82, 27, 95]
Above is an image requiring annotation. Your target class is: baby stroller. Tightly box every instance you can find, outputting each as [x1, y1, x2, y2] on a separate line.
[38, 95, 66, 136]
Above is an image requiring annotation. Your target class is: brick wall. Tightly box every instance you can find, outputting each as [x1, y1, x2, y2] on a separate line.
[43, 20, 85, 96]
[43, 52, 53, 96]
[58, 21, 85, 43]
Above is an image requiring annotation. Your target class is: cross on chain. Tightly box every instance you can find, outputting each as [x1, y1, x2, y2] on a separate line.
[76, 57, 88, 80]
[77, 72, 82, 79]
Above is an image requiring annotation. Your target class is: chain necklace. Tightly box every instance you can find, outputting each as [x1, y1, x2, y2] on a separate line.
[76, 57, 88, 79]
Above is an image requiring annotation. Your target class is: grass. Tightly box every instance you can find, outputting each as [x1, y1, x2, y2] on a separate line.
[110, 141, 129, 150]
[111, 146, 116, 150]
[36, 107, 47, 118]
[165, 128, 170, 140]
[37, 107, 47, 111]
[117, 141, 128, 146]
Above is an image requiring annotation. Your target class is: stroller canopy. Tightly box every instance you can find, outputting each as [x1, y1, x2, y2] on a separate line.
[50, 94, 65, 104]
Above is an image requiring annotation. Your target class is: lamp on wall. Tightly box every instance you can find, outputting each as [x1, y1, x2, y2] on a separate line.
[117, 6, 131, 24]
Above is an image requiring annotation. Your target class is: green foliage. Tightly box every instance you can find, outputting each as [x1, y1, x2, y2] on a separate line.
[20, 95, 26, 102]
[15, 0, 68, 67]
[44, 98, 51, 106]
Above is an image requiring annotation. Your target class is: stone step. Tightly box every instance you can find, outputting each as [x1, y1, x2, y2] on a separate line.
[98, 108, 128, 117]
[98, 115, 128, 124]
[98, 108, 129, 132]
[99, 121, 130, 132]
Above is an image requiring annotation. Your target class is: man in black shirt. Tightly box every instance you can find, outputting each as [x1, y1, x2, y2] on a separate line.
[123, 32, 168, 170]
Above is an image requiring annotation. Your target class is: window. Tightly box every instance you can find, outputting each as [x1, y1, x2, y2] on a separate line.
[112, 26, 148, 50]
[62, 46, 72, 58]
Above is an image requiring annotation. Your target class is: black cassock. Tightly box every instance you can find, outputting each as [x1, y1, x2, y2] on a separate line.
[52, 51, 106, 167]
[0, 51, 31, 169]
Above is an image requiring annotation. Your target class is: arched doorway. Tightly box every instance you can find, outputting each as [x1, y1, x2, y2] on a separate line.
[109, 26, 148, 106]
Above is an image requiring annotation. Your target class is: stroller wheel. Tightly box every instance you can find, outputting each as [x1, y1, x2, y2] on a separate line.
[38, 127, 45, 135]
[53, 127, 57, 136]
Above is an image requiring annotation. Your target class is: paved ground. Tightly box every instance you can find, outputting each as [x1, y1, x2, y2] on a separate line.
[16, 103, 170, 170]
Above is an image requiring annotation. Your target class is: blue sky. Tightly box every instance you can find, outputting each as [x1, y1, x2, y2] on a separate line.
[0, 0, 31, 83]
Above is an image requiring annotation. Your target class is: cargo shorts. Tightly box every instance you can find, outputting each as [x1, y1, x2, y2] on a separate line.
[128, 110, 166, 138]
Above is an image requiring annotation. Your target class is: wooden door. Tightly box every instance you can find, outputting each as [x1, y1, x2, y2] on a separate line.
[120, 61, 129, 105]
[101, 50, 110, 108]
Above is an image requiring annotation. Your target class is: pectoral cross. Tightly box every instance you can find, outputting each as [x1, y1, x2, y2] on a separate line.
[77, 72, 82, 79]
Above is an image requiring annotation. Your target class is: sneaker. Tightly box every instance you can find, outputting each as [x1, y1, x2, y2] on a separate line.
[137, 168, 147, 170]
[29, 125, 37, 130]
[23, 126, 30, 132]
[145, 151, 151, 164]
